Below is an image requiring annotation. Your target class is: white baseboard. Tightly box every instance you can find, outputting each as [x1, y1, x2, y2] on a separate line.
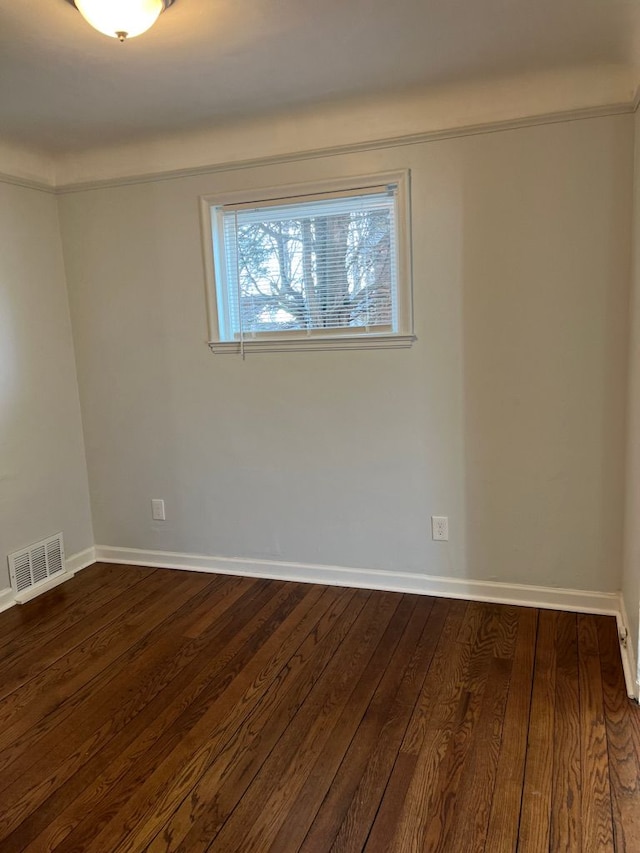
[0, 545, 97, 613]
[95, 543, 635, 696]
[94, 544, 620, 611]
[618, 596, 639, 701]
[66, 546, 96, 574]
[0, 587, 14, 615]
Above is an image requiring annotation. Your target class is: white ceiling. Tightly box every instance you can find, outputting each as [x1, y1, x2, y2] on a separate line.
[1, 0, 639, 155]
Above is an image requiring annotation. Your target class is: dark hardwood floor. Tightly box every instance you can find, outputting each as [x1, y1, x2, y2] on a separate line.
[0, 564, 639, 852]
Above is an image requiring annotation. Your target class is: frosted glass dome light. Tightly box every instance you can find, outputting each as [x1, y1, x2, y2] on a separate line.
[74, 0, 167, 41]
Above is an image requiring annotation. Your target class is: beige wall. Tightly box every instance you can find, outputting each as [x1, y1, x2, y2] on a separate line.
[0, 182, 94, 590]
[622, 109, 640, 685]
[59, 114, 632, 591]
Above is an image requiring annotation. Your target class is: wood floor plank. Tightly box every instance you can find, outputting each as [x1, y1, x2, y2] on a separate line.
[363, 599, 470, 852]
[597, 615, 640, 851]
[164, 592, 403, 853]
[379, 601, 488, 852]
[251, 596, 422, 853]
[0, 577, 278, 851]
[64, 587, 368, 853]
[110, 590, 360, 850]
[0, 576, 268, 791]
[0, 564, 155, 649]
[0, 572, 221, 840]
[395, 598, 472, 758]
[24, 580, 316, 853]
[147, 585, 364, 853]
[577, 613, 615, 852]
[418, 605, 505, 852]
[181, 574, 257, 638]
[484, 607, 537, 853]
[0, 568, 206, 701]
[155, 591, 365, 851]
[206, 593, 408, 853]
[0, 571, 217, 784]
[434, 605, 520, 853]
[0, 566, 637, 853]
[298, 597, 448, 853]
[517, 609, 557, 853]
[550, 611, 581, 851]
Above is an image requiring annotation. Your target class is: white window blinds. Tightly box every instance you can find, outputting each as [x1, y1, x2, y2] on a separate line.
[214, 187, 398, 341]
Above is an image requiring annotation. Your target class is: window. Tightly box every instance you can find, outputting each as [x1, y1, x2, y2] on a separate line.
[201, 171, 414, 353]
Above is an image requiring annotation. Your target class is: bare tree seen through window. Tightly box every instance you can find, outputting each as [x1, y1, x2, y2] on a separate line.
[226, 198, 395, 335]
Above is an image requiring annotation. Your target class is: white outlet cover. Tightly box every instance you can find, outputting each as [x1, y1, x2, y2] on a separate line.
[151, 499, 166, 521]
[431, 515, 449, 541]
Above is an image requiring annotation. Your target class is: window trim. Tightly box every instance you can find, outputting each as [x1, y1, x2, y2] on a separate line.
[199, 170, 415, 354]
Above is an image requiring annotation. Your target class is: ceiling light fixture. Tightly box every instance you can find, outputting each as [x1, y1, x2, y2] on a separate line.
[69, 0, 175, 42]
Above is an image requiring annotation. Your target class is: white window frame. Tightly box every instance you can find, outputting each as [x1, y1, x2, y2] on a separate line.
[200, 170, 415, 354]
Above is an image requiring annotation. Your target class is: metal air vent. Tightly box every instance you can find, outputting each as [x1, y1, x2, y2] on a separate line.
[8, 533, 66, 595]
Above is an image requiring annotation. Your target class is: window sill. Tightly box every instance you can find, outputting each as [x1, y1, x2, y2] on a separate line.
[208, 334, 417, 354]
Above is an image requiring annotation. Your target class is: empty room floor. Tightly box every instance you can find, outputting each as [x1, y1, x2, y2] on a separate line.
[0, 564, 639, 851]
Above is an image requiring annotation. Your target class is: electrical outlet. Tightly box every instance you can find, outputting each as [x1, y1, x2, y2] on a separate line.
[431, 515, 449, 541]
[151, 499, 166, 521]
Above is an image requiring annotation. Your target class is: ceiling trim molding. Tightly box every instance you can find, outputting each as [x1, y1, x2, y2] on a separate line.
[0, 171, 55, 194]
[55, 99, 636, 195]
